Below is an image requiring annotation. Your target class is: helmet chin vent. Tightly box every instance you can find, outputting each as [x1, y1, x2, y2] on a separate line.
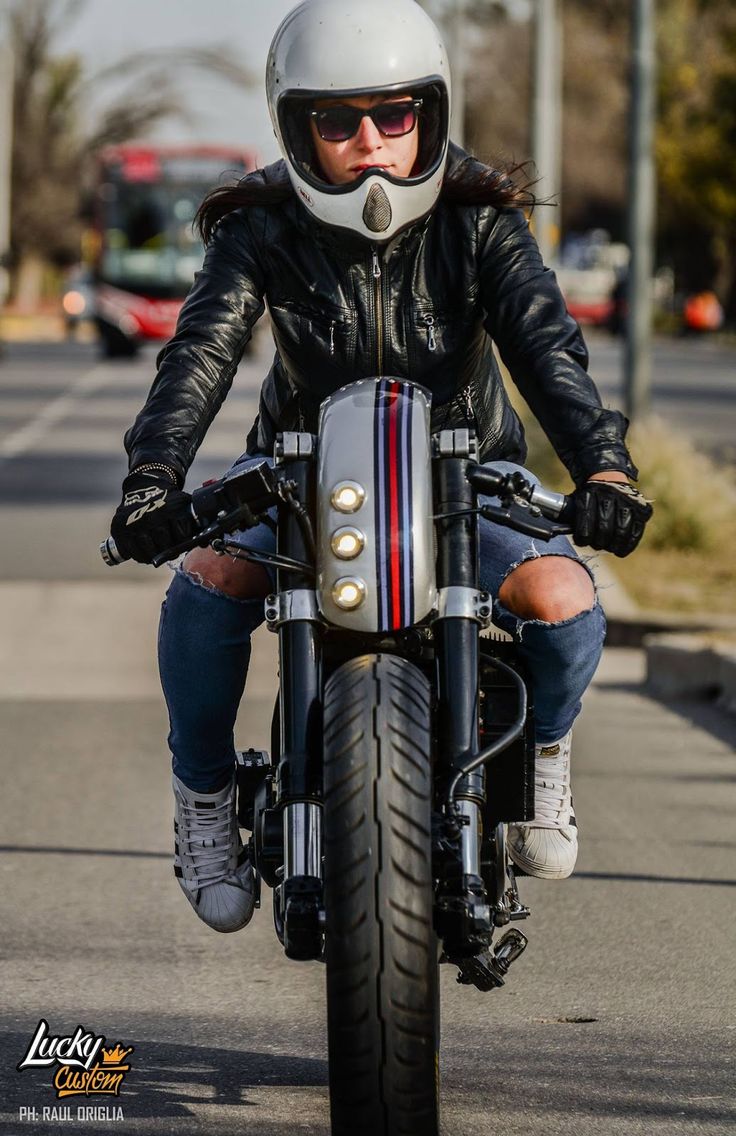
[363, 184, 392, 233]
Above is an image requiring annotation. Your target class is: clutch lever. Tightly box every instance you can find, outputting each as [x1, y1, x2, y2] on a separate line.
[479, 501, 572, 541]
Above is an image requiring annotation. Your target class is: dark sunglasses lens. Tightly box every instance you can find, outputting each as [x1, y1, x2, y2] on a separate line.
[315, 107, 360, 141]
[373, 103, 417, 136]
[314, 102, 418, 141]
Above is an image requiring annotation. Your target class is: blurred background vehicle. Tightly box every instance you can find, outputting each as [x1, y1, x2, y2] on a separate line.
[556, 229, 629, 328]
[87, 144, 258, 358]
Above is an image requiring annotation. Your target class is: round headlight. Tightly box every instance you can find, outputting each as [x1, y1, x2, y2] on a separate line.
[332, 577, 366, 611]
[331, 526, 365, 560]
[331, 481, 365, 513]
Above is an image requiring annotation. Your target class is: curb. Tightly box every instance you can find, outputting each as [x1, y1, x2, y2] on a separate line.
[643, 633, 736, 715]
[595, 557, 736, 717]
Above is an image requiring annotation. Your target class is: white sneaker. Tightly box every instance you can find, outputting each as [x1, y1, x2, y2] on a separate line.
[508, 730, 578, 880]
[173, 772, 256, 932]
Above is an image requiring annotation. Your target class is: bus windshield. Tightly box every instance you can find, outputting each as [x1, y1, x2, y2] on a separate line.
[95, 148, 256, 299]
[100, 181, 205, 295]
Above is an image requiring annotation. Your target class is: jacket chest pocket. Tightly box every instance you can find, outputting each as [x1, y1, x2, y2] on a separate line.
[270, 299, 356, 366]
[410, 304, 463, 362]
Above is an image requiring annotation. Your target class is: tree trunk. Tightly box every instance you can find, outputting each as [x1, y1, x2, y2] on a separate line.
[12, 253, 47, 312]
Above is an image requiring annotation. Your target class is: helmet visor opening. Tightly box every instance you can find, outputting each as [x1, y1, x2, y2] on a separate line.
[278, 80, 448, 195]
[311, 99, 423, 143]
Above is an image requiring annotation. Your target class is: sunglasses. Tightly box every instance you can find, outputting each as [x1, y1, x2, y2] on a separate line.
[310, 99, 423, 143]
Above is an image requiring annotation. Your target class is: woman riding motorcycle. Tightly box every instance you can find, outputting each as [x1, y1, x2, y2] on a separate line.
[110, 0, 652, 933]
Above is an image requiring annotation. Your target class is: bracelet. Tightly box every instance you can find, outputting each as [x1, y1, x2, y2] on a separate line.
[129, 462, 180, 485]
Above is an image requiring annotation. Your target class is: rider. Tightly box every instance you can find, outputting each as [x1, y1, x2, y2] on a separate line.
[109, 0, 652, 933]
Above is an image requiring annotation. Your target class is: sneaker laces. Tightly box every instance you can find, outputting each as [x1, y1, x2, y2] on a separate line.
[531, 747, 573, 830]
[177, 795, 239, 888]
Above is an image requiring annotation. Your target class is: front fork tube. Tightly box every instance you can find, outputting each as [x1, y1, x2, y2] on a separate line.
[274, 446, 324, 959]
[435, 618, 484, 870]
[433, 454, 490, 955]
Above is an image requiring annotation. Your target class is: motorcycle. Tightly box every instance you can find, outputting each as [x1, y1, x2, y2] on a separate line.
[102, 376, 575, 1136]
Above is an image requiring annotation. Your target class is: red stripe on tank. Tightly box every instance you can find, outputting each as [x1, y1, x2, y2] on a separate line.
[388, 381, 402, 628]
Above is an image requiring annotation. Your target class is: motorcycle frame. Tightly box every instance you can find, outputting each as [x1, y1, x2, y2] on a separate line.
[252, 429, 530, 963]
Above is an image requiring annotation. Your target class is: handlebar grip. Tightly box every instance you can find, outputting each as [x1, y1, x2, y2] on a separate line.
[100, 536, 128, 566]
[529, 485, 576, 523]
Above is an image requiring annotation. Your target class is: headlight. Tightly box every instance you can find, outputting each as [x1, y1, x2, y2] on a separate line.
[332, 577, 366, 610]
[331, 481, 365, 513]
[331, 526, 365, 560]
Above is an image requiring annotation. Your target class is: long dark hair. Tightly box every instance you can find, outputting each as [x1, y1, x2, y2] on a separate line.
[195, 154, 537, 245]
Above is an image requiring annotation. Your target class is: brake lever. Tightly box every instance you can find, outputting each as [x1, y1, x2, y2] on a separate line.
[479, 502, 572, 542]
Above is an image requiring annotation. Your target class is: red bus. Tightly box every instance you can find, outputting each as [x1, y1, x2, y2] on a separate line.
[89, 144, 258, 357]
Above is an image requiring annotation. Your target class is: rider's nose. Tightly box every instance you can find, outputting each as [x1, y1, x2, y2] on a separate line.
[354, 113, 382, 152]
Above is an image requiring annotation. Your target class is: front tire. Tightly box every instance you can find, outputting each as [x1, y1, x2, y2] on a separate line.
[323, 654, 439, 1136]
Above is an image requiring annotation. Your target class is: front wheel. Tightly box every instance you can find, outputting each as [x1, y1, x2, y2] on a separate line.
[323, 654, 439, 1136]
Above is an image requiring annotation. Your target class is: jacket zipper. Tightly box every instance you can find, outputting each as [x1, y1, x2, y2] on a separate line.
[371, 247, 384, 374]
[329, 320, 335, 356]
[423, 313, 437, 352]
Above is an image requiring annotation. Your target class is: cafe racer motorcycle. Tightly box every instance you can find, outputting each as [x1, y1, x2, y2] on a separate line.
[102, 376, 576, 1136]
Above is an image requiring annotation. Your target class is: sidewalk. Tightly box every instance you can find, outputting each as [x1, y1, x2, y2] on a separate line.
[595, 552, 736, 718]
[1, 309, 97, 344]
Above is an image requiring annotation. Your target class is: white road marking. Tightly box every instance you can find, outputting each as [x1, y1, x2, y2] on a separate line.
[0, 365, 113, 461]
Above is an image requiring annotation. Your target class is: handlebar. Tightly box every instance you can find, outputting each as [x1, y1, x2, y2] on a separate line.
[465, 465, 575, 541]
[100, 459, 575, 568]
[100, 459, 281, 568]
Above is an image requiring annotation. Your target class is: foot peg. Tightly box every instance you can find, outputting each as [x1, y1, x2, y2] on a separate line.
[452, 928, 528, 992]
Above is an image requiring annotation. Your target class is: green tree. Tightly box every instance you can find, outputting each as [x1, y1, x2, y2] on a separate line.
[462, 0, 736, 318]
[8, 0, 253, 309]
[656, 0, 736, 316]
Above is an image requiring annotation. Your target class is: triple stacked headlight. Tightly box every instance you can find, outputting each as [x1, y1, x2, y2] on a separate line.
[330, 481, 367, 610]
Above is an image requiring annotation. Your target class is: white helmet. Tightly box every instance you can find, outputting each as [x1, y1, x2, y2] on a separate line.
[266, 0, 451, 242]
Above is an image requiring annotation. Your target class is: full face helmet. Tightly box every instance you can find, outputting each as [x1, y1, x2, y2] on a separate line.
[266, 0, 451, 242]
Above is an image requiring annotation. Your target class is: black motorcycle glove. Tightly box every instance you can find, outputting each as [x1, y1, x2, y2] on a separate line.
[572, 480, 653, 557]
[110, 468, 196, 564]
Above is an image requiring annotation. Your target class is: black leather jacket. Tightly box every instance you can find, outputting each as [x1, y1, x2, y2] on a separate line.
[125, 146, 637, 487]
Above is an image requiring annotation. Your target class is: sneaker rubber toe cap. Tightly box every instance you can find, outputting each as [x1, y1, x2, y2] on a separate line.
[508, 823, 578, 880]
[182, 863, 256, 933]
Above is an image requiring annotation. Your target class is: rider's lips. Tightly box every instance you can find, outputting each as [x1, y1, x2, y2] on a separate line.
[350, 164, 390, 174]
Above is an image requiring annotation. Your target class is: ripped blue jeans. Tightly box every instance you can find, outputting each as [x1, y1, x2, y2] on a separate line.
[159, 459, 606, 791]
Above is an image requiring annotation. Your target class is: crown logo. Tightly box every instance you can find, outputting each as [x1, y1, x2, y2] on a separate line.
[102, 1044, 133, 1065]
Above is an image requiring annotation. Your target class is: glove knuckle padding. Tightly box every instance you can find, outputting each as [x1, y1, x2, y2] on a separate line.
[574, 487, 595, 547]
[111, 472, 196, 564]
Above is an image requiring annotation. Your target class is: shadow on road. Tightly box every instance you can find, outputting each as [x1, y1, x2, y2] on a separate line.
[573, 870, 736, 888]
[0, 845, 169, 859]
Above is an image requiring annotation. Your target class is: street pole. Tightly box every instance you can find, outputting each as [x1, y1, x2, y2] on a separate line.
[625, 0, 656, 421]
[449, 0, 465, 147]
[0, 3, 13, 310]
[531, 0, 562, 267]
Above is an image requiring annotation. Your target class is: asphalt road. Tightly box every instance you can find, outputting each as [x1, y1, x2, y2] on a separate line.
[0, 332, 734, 1136]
